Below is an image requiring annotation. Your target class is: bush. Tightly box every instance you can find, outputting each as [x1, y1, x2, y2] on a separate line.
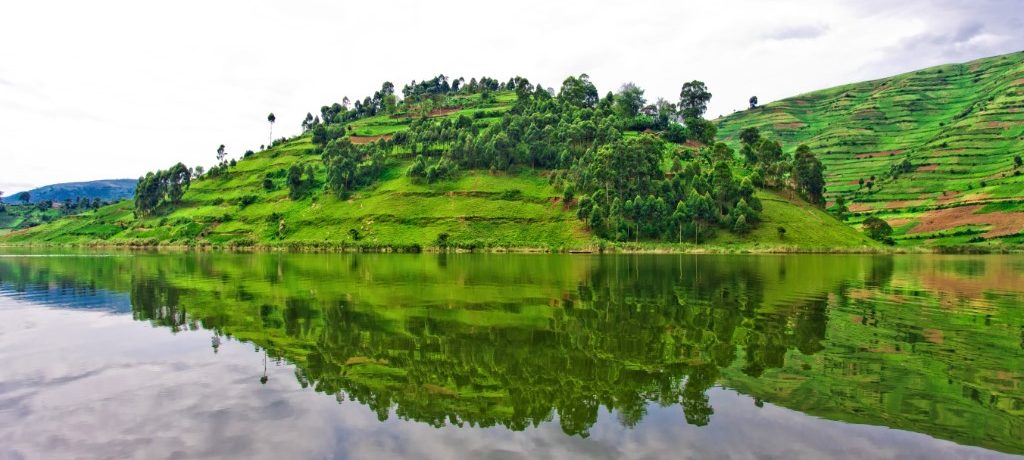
[664, 123, 688, 143]
[862, 216, 893, 242]
[237, 195, 258, 208]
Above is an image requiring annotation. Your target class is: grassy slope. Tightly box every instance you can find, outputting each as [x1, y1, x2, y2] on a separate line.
[0, 204, 65, 235]
[717, 50, 1024, 247]
[4, 91, 869, 251]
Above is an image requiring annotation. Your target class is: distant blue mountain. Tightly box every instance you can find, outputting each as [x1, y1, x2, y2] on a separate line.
[2, 179, 137, 204]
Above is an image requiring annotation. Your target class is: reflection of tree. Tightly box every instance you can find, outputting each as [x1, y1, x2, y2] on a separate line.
[0, 254, 874, 436]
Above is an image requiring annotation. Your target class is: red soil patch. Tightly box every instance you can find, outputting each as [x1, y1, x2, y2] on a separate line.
[909, 205, 1024, 237]
[847, 202, 874, 212]
[886, 218, 913, 228]
[922, 328, 944, 344]
[773, 122, 806, 129]
[935, 190, 960, 204]
[348, 134, 393, 145]
[847, 180, 862, 185]
[985, 121, 1012, 129]
[683, 140, 704, 149]
[917, 164, 939, 172]
[885, 199, 926, 209]
[855, 150, 904, 159]
[1011, 78, 1024, 86]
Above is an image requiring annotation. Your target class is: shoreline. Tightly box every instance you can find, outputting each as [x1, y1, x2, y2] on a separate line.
[0, 241, 1010, 255]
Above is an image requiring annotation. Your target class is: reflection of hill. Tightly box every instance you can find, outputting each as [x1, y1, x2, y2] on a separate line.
[0, 259, 131, 312]
[0, 253, 1020, 453]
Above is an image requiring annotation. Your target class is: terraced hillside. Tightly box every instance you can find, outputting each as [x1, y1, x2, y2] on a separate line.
[1, 135, 867, 251]
[2, 86, 869, 252]
[718, 51, 1024, 247]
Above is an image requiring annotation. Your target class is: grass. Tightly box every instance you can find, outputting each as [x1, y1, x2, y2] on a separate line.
[5, 89, 878, 252]
[717, 50, 1024, 249]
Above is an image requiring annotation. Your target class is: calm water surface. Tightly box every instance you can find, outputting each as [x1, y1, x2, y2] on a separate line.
[0, 251, 1021, 459]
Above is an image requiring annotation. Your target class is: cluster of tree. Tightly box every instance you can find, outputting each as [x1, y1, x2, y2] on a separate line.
[59, 196, 105, 213]
[738, 127, 825, 205]
[571, 135, 761, 242]
[315, 81, 399, 127]
[407, 155, 458, 183]
[401, 74, 508, 102]
[134, 163, 192, 216]
[321, 139, 388, 198]
[286, 163, 317, 200]
[237, 72, 827, 244]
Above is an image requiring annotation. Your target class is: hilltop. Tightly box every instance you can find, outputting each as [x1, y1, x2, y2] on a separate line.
[718, 50, 1024, 248]
[4, 74, 880, 252]
[1, 179, 136, 204]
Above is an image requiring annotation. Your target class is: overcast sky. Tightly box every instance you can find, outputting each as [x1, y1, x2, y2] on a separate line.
[1, 0, 1022, 193]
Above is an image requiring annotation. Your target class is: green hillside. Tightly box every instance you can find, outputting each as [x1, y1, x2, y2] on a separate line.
[718, 50, 1024, 248]
[3, 77, 868, 252]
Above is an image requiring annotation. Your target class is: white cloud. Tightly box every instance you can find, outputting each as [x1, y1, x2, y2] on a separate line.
[1, 0, 1021, 191]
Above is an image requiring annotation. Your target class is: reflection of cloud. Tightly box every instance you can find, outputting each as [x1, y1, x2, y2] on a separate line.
[763, 24, 830, 41]
[0, 300, 1016, 460]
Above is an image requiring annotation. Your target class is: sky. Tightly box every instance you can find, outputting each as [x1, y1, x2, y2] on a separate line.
[1, 0, 1022, 194]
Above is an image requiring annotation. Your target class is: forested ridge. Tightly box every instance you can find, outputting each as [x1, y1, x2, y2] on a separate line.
[4, 70, 870, 250]
[130, 73, 827, 246]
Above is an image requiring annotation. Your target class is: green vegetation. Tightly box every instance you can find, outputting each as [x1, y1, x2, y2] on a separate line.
[0, 252, 1020, 453]
[4, 71, 866, 251]
[718, 50, 1024, 249]
[0, 196, 112, 235]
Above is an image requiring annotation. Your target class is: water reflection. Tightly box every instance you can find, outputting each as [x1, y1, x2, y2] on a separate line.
[0, 253, 1021, 456]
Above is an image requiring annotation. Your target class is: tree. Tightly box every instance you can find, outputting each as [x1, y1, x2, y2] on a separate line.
[749, 96, 758, 108]
[862, 217, 893, 243]
[267, 113, 276, 146]
[18, 191, 30, 204]
[777, 226, 786, 239]
[287, 164, 304, 199]
[302, 112, 314, 132]
[1015, 154, 1022, 169]
[614, 82, 646, 118]
[679, 80, 711, 119]
[216, 144, 227, 164]
[685, 117, 718, 145]
[557, 74, 599, 108]
[733, 214, 750, 234]
[792, 144, 825, 205]
[739, 127, 760, 147]
[831, 196, 850, 219]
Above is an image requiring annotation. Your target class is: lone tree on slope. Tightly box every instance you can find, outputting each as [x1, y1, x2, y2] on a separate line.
[749, 96, 758, 108]
[267, 113, 276, 146]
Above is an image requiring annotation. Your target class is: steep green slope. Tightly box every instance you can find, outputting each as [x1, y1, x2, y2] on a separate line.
[3, 88, 864, 252]
[718, 50, 1024, 247]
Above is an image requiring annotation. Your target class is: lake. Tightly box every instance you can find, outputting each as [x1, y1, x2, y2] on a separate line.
[0, 251, 1021, 459]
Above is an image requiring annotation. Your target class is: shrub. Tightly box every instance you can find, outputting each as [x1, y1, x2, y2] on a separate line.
[862, 216, 893, 242]
[237, 195, 258, 208]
